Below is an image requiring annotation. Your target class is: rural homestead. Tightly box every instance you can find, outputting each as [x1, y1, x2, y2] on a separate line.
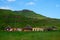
[0, 0, 60, 40]
[5, 25, 57, 32]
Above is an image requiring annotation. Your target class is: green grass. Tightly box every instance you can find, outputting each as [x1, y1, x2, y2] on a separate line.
[0, 31, 60, 40]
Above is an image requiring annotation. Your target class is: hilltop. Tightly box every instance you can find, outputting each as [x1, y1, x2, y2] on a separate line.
[14, 9, 47, 19]
[0, 9, 60, 30]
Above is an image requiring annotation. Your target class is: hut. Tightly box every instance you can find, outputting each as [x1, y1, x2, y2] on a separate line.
[5, 26, 13, 31]
[44, 26, 57, 31]
[22, 25, 32, 31]
[32, 28, 44, 31]
[13, 28, 17, 31]
[51, 26, 57, 30]
[17, 28, 22, 31]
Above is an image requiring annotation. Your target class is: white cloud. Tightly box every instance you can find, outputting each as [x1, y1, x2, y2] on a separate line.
[26, 2, 35, 5]
[0, 6, 11, 9]
[56, 4, 60, 7]
[7, 0, 16, 2]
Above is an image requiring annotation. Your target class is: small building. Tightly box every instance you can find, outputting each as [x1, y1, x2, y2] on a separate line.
[44, 26, 57, 31]
[17, 28, 22, 31]
[22, 26, 32, 31]
[13, 28, 17, 31]
[51, 26, 57, 30]
[5, 27, 13, 31]
[32, 28, 44, 31]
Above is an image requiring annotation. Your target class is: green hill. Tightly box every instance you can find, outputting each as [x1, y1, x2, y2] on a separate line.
[14, 9, 47, 19]
[0, 9, 60, 30]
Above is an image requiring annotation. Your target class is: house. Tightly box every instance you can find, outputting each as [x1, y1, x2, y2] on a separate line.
[17, 28, 22, 31]
[51, 26, 57, 30]
[22, 26, 32, 31]
[5, 27, 13, 31]
[32, 27, 44, 31]
[44, 26, 57, 31]
[13, 28, 17, 31]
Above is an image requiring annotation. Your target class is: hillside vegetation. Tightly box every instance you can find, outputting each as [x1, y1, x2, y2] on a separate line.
[0, 9, 60, 30]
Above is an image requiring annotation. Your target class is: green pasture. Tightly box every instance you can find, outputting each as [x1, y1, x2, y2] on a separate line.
[0, 31, 60, 40]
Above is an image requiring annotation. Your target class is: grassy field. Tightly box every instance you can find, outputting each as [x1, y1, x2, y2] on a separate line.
[0, 31, 60, 40]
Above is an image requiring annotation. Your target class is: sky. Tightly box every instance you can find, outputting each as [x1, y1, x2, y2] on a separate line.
[0, 0, 60, 19]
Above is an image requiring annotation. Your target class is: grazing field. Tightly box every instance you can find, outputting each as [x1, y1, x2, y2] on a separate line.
[0, 31, 60, 40]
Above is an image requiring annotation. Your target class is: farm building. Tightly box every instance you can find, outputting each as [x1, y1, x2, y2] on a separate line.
[5, 27, 13, 31]
[43, 26, 57, 31]
[13, 28, 17, 31]
[22, 25, 32, 31]
[16, 28, 22, 31]
[32, 28, 44, 31]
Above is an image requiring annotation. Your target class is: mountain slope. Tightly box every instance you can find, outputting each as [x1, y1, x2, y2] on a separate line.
[14, 9, 47, 19]
[0, 9, 60, 30]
